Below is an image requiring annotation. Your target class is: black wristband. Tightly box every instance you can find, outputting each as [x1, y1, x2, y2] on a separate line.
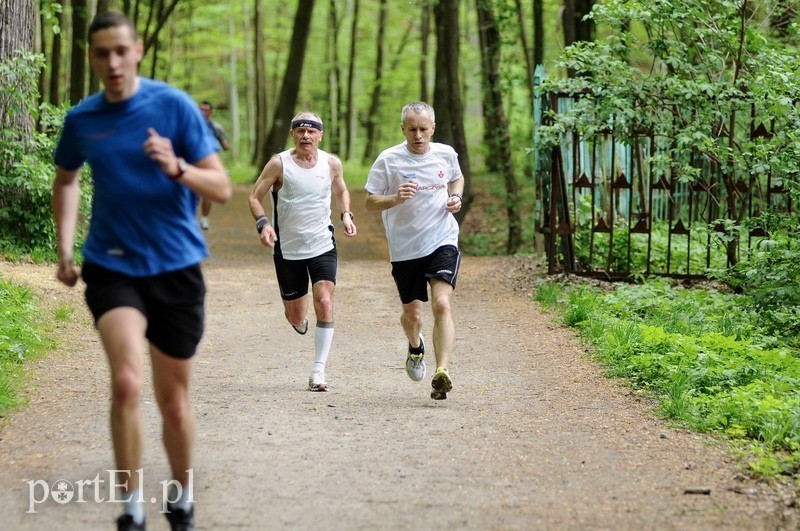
[450, 193, 463, 203]
[256, 216, 270, 234]
[340, 210, 354, 221]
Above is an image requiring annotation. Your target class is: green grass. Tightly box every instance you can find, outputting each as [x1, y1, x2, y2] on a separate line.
[0, 277, 56, 417]
[537, 276, 800, 480]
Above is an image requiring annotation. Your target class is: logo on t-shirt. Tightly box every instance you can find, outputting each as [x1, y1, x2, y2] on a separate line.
[402, 172, 416, 179]
[438, 170, 445, 179]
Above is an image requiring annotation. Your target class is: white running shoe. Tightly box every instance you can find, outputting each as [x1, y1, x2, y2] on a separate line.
[405, 335, 426, 382]
[308, 371, 328, 392]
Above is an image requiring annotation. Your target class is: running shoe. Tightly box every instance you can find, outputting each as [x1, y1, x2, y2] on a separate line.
[292, 319, 309, 335]
[116, 514, 146, 531]
[165, 503, 195, 531]
[405, 335, 426, 382]
[200, 219, 209, 231]
[308, 370, 328, 392]
[430, 368, 452, 400]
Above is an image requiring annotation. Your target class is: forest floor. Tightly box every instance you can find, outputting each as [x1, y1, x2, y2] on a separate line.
[0, 185, 798, 530]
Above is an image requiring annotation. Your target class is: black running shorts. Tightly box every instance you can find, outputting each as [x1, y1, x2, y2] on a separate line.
[273, 247, 338, 301]
[391, 245, 461, 304]
[82, 262, 206, 359]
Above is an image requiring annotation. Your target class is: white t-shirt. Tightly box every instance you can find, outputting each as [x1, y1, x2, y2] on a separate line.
[273, 149, 335, 260]
[365, 142, 462, 262]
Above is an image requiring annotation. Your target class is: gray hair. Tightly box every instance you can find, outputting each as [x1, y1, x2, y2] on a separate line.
[292, 111, 323, 126]
[401, 102, 435, 125]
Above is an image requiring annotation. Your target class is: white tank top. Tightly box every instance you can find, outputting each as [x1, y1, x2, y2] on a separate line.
[273, 149, 334, 260]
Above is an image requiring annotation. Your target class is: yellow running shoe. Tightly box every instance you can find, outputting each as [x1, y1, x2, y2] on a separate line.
[430, 368, 452, 400]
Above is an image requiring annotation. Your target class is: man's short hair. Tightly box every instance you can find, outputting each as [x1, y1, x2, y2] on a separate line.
[401, 102, 435, 124]
[88, 11, 137, 43]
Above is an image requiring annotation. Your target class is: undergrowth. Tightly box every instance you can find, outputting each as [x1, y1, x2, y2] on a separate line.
[535, 276, 800, 480]
[0, 277, 56, 418]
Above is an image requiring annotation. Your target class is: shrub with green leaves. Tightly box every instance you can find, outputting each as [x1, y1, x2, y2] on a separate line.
[0, 50, 90, 261]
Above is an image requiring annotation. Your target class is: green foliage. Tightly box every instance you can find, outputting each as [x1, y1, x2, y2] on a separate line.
[718, 212, 800, 347]
[538, 0, 800, 275]
[533, 279, 564, 308]
[0, 52, 90, 262]
[541, 276, 800, 478]
[341, 160, 373, 191]
[0, 277, 54, 415]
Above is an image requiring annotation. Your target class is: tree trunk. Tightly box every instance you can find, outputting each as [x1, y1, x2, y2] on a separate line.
[228, 11, 240, 160]
[515, 0, 535, 106]
[344, 0, 359, 161]
[477, 0, 522, 253]
[1, 0, 36, 150]
[90, 0, 111, 94]
[38, 8, 47, 107]
[419, 0, 431, 102]
[252, 0, 268, 166]
[260, 0, 316, 168]
[326, 0, 342, 154]
[362, 0, 387, 165]
[434, 0, 472, 224]
[533, 0, 543, 66]
[432, 1, 453, 147]
[69, 0, 88, 105]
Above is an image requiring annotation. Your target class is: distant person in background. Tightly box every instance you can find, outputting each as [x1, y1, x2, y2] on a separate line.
[365, 101, 464, 400]
[248, 111, 357, 392]
[198, 101, 229, 231]
[51, 11, 231, 531]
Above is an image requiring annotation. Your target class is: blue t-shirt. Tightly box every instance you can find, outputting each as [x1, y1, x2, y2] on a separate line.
[54, 78, 219, 277]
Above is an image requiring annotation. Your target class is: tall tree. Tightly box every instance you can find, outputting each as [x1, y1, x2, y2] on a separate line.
[69, 0, 89, 104]
[344, 0, 360, 160]
[89, 0, 111, 94]
[142, 0, 180, 79]
[433, 0, 472, 223]
[533, 0, 543, 66]
[419, 0, 431, 102]
[432, 1, 453, 147]
[326, 0, 343, 154]
[477, 0, 521, 253]
[515, 0, 535, 103]
[1, 0, 36, 136]
[252, 0, 268, 165]
[362, 0, 387, 164]
[260, 0, 316, 168]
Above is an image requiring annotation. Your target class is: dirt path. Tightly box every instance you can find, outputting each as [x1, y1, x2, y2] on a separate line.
[0, 186, 797, 530]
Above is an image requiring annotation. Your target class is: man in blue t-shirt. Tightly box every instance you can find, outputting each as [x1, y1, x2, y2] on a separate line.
[51, 11, 231, 531]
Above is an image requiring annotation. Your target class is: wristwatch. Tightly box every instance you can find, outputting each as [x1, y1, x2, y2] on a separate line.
[169, 157, 188, 180]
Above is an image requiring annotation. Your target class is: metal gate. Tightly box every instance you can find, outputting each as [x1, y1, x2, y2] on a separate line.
[534, 90, 792, 280]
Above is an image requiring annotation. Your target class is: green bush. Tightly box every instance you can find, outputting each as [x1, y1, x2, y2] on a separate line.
[0, 51, 90, 261]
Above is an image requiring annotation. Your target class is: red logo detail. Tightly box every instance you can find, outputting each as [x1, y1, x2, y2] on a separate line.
[438, 170, 445, 179]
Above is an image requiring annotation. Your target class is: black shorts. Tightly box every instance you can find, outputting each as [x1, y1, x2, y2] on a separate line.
[82, 262, 206, 359]
[391, 245, 461, 304]
[273, 247, 338, 301]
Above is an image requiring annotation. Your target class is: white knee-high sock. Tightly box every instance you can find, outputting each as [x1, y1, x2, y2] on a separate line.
[123, 487, 145, 523]
[314, 322, 334, 372]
